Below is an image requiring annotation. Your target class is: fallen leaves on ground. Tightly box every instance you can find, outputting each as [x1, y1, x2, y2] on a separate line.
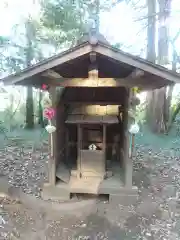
[0, 138, 180, 239]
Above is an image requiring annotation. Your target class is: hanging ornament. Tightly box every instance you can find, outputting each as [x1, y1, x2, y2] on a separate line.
[129, 123, 139, 158]
[43, 107, 55, 121]
[45, 124, 56, 134]
[42, 84, 47, 90]
[129, 122, 140, 135]
[41, 88, 56, 134]
[41, 84, 50, 91]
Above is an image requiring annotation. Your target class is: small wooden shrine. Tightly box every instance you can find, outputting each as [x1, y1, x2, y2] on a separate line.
[2, 32, 180, 203]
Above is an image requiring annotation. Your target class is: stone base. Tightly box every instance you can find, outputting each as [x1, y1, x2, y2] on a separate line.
[42, 181, 138, 206]
[109, 187, 138, 206]
[42, 183, 70, 201]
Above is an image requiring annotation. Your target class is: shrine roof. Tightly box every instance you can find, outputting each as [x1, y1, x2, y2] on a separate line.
[1, 32, 180, 89]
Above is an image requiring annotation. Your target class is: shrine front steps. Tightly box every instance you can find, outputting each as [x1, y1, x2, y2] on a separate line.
[42, 181, 138, 206]
[0, 175, 138, 209]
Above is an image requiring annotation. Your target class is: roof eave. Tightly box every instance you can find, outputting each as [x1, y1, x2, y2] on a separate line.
[96, 42, 180, 84]
[1, 41, 92, 85]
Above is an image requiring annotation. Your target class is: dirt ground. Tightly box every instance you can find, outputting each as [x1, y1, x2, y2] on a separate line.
[0, 138, 180, 239]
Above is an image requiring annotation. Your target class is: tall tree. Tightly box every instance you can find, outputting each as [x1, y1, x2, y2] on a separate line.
[146, 0, 156, 129]
[1, 17, 50, 129]
[40, 0, 111, 48]
[167, 30, 180, 129]
[0, 36, 10, 73]
[25, 18, 35, 129]
[40, 0, 88, 48]
[146, 0, 172, 133]
[154, 0, 171, 133]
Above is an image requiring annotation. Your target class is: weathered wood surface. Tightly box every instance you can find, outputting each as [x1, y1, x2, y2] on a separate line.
[68, 104, 120, 115]
[56, 162, 70, 183]
[80, 150, 105, 178]
[48, 86, 57, 186]
[43, 77, 163, 89]
[62, 87, 126, 104]
[65, 115, 119, 124]
[123, 89, 133, 188]
[56, 98, 66, 175]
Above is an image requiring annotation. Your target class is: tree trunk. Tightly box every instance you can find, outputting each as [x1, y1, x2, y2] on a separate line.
[146, 0, 156, 129]
[25, 18, 34, 129]
[146, 0, 171, 133]
[38, 90, 44, 127]
[167, 50, 178, 130]
[155, 0, 171, 133]
[146, 0, 156, 63]
[25, 87, 34, 129]
[153, 88, 167, 133]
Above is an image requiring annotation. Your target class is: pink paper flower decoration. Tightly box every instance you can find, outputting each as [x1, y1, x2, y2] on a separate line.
[43, 107, 55, 120]
[42, 84, 48, 90]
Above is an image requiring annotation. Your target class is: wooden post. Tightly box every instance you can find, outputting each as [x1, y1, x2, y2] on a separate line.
[103, 124, 106, 170]
[77, 124, 82, 178]
[131, 134, 135, 158]
[123, 88, 133, 188]
[48, 86, 57, 186]
[65, 127, 69, 162]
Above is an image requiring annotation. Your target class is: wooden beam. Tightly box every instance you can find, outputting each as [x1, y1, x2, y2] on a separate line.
[39, 65, 164, 89]
[129, 68, 144, 79]
[37, 76, 167, 90]
[89, 52, 97, 63]
[63, 101, 124, 105]
[16, 74, 167, 90]
[42, 70, 63, 79]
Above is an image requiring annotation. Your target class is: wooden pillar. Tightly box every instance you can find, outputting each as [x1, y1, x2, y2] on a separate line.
[48, 86, 57, 186]
[65, 127, 69, 162]
[103, 124, 106, 170]
[56, 91, 65, 175]
[77, 124, 82, 177]
[123, 88, 133, 188]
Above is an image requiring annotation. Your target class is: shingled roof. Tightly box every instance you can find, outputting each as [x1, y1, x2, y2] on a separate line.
[1, 32, 180, 90]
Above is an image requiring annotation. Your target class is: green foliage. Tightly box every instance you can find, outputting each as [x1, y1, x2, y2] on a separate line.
[40, 0, 113, 48]
[113, 43, 122, 49]
[40, 0, 88, 47]
[0, 36, 9, 46]
[41, 0, 83, 31]
[0, 0, 116, 131]
[0, 120, 8, 138]
[132, 87, 141, 94]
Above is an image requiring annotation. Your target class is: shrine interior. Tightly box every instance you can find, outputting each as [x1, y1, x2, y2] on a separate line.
[55, 86, 128, 192]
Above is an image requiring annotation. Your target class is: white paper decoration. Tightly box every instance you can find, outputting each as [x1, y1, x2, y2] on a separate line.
[129, 123, 140, 135]
[41, 92, 52, 109]
[45, 125, 56, 134]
